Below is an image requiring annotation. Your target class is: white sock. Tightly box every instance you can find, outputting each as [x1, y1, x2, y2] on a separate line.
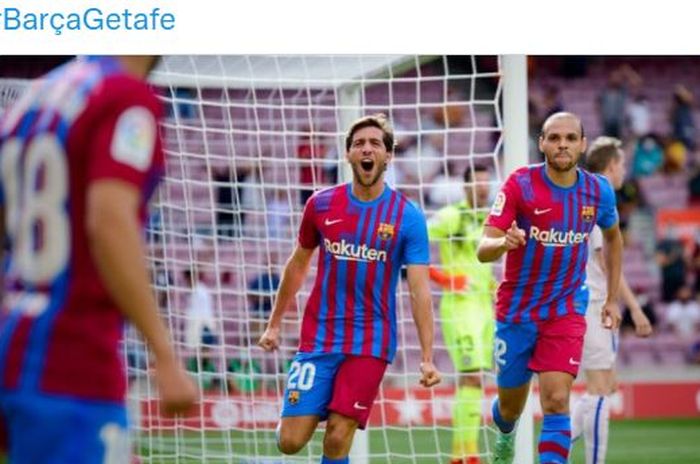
[571, 392, 589, 442]
[582, 395, 610, 464]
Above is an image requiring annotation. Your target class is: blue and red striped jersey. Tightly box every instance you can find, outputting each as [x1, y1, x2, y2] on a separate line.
[0, 56, 164, 402]
[297, 183, 429, 362]
[485, 164, 618, 323]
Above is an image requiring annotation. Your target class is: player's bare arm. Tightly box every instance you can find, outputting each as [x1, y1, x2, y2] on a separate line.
[600, 223, 624, 329]
[87, 179, 197, 415]
[258, 245, 315, 352]
[616, 263, 652, 337]
[406, 264, 441, 387]
[627, 299, 653, 337]
[595, 248, 652, 337]
[477, 222, 526, 263]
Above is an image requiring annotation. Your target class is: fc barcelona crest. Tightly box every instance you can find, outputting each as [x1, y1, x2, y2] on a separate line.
[581, 205, 596, 222]
[377, 223, 395, 240]
[288, 390, 300, 405]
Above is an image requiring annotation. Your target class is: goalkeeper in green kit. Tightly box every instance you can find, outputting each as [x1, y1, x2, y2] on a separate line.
[428, 165, 495, 464]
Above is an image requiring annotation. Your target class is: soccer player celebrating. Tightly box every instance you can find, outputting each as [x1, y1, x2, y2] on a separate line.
[258, 114, 441, 464]
[427, 165, 495, 464]
[0, 56, 196, 463]
[477, 112, 623, 464]
[571, 136, 652, 464]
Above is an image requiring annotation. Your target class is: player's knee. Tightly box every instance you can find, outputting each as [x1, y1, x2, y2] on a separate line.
[585, 373, 614, 396]
[323, 421, 355, 456]
[540, 389, 570, 414]
[586, 383, 612, 396]
[276, 428, 307, 455]
[277, 437, 306, 455]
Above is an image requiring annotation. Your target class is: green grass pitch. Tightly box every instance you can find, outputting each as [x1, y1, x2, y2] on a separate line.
[137, 418, 699, 463]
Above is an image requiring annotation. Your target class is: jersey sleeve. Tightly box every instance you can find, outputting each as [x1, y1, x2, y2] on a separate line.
[485, 172, 520, 231]
[401, 205, 430, 265]
[298, 196, 320, 249]
[427, 205, 459, 241]
[86, 77, 164, 189]
[595, 175, 619, 230]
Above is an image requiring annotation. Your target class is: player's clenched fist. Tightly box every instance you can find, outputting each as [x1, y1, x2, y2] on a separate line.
[419, 361, 441, 387]
[504, 220, 526, 250]
[601, 301, 622, 330]
[156, 359, 198, 416]
[258, 326, 281, 352]
[631, 310, 653, 337]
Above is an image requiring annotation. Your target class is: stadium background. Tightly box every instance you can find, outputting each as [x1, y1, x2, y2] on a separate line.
[0, 55, 698, 463]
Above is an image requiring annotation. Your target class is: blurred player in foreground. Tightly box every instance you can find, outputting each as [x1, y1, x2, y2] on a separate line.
[477, 112, 623, 464]
[427, 165, 495, 464]
[259, 114, 441, 464]
[571, 136, 652, 464]
[0, 56, 196, 463]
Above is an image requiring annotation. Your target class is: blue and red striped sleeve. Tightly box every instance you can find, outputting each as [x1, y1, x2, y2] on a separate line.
[298, 196, 320, 249]
[594, 174, 618, 230]
[486, 170, 522, 232]
[401, 203, 430, 265]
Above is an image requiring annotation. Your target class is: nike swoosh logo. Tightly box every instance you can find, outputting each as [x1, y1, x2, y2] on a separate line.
[569, 357, 580, 365]
[534, 208, 552, 215]
[353, 401, 368, 410]
[325, 218, 343, 226]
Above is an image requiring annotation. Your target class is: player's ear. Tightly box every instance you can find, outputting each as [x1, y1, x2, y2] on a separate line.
[581, 136, 588, 154]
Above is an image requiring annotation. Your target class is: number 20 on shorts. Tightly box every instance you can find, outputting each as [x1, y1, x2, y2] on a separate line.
[287, 361, 316, 391]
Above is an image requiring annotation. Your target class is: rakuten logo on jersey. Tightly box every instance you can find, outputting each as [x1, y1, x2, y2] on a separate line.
[529, 226, 588, 247]
[323, 239, 387, 263]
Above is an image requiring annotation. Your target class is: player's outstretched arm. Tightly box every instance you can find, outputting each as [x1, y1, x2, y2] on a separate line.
[87, 179, 197, 415]
[601, 223, 624, 330]
[477, 222, 526, 263]
[406, 264, 441, 387]
[258, 245, 315, 352]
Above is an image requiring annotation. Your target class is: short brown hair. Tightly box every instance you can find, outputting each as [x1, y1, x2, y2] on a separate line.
[345, 114, 395, 153]
[463, 164, 489, 183]
[586, 136, 622, 173]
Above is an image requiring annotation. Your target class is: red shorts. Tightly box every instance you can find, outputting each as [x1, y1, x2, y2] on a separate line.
[328, 355, 388, 429]
[529, 313, 587, 377]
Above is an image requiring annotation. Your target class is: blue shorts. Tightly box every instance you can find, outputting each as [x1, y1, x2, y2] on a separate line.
[281, 352, 346, 421]
[494, 320, 538, 388]
[0, 391, 129, 463]
[494, 314, 586, 388]
[280, 352, 387, 429]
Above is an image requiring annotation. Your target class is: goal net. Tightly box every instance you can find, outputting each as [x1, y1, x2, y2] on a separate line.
[141, 55, 506, 464]
[0, 55, 510, 463]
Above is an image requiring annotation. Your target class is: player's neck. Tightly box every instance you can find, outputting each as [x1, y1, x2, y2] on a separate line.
[544, 164, 578, 188]
[351, 181, 385, 202]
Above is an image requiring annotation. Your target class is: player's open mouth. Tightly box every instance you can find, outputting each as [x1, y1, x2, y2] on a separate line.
[360, 159, 375, 172]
